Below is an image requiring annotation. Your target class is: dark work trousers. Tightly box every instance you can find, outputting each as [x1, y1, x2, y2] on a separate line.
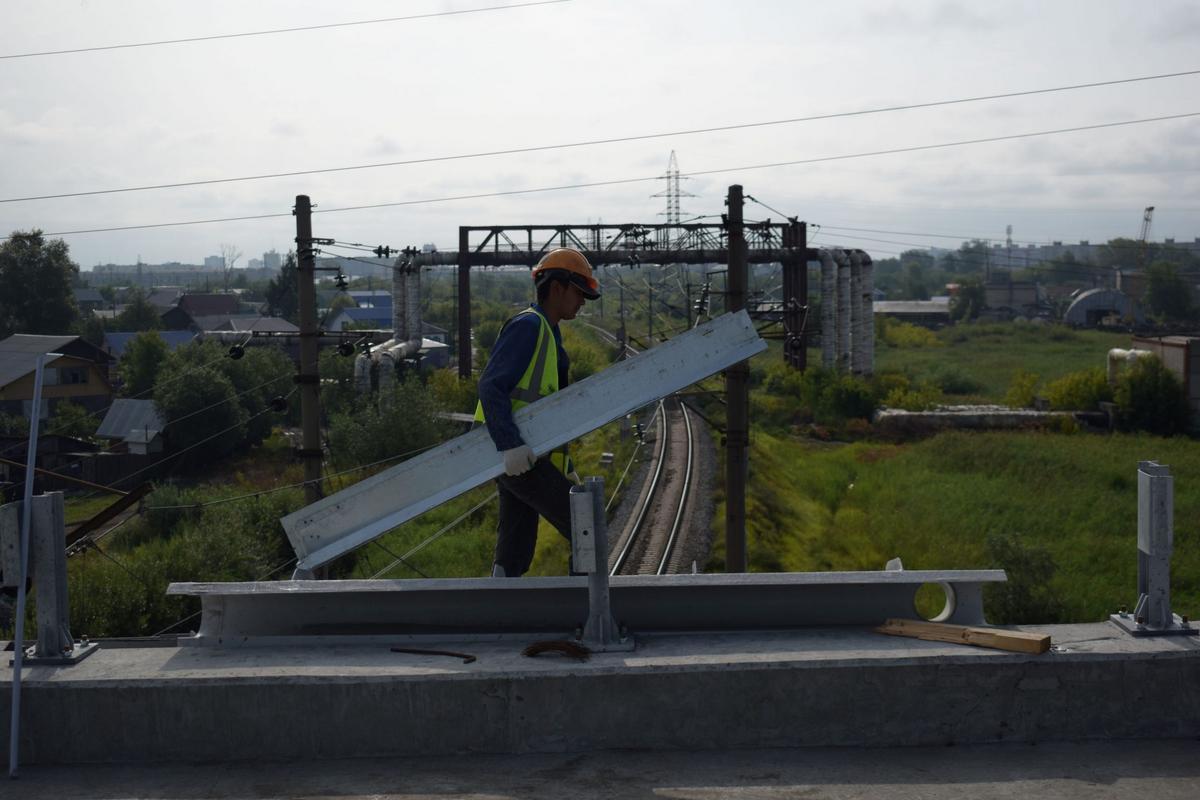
[494, 457, 576, 577]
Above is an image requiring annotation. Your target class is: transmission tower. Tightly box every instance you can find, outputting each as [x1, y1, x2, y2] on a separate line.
[651, 151, 695, 245]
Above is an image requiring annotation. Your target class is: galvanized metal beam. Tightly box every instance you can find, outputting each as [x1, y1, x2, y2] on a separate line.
[167, 569, 1008, 646]
[281, 311, 766, 573]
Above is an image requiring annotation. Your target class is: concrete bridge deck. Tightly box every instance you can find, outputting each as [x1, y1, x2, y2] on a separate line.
[4, 622, 1198, 766]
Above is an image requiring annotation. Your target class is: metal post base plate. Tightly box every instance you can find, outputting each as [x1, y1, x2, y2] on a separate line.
[575, 632, 636, 653]
[10, 640, 100, 667]
[1110, 613, 1198, 637]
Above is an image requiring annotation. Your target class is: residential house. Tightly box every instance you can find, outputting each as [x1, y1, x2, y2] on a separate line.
[73, 287, 106, 313]
[0, 334, 114, 418]
[161, 293, 242, 330]
[96, 398, 166, 455]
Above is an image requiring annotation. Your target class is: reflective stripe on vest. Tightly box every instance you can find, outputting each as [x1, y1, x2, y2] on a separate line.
[474, 308, 572, 474]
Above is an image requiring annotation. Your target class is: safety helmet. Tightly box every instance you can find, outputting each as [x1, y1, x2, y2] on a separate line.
[532, 248, 600, 299]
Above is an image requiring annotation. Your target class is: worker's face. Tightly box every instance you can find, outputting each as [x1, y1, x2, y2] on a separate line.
[553, 280, 586, 320]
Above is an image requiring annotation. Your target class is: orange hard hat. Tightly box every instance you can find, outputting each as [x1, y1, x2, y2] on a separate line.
[532, 248, 600, 299]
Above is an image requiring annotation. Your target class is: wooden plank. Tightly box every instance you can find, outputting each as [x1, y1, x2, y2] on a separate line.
[875, 617, 1051, 655]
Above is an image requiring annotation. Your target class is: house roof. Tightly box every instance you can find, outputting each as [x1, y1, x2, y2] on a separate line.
[146, 288, 184, 310]
[191, 314, 299, 332]
[104, 330, 197, 358]
[0, 334, 111, 388]
[178, 293, 240, 317]
[96, 398, 165, 442]
[74, 288, 105, 304]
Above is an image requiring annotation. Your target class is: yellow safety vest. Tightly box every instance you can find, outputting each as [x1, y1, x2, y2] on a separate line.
[474, 308, 572, 474]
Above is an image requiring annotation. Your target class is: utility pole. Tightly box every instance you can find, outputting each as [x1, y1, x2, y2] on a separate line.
[648, 277, 654, 345]
[725, 185, 749, 573]
[782, 219, 807, 370]
[293, 195, 323, 507]
[618, 278, 627, 354]
[685, 271, 693, 330]
[457, 227, 471, 379]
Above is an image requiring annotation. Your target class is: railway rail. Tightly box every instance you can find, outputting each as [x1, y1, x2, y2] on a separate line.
[582, 322, 701, 576]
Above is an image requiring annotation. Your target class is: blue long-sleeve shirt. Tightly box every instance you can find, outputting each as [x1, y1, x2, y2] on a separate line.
[477, 304, 570, 452]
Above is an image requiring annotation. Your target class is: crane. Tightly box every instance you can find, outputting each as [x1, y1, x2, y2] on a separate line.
[1136, 205, 1154, 270]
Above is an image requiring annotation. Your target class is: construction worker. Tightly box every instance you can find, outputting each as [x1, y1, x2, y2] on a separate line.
[475, 248, 601, 577]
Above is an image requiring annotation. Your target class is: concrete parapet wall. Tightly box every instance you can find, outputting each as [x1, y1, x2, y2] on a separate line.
[3, 624, 1198, 764]
[873, 406, 1080, 436]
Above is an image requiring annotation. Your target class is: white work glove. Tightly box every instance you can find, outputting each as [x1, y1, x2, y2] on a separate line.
[501, 444, 537, 477]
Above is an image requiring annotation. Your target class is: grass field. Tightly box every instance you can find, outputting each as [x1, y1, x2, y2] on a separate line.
[708, 429, 1199, 623]
[872, 322, 1132, 402]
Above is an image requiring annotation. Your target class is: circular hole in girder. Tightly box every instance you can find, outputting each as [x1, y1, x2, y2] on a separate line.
[914, 582, 956, 622]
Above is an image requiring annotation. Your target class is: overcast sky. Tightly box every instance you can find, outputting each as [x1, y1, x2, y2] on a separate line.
[2, 0, 1198, 269]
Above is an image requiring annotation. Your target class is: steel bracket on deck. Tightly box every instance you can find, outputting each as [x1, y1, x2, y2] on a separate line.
[1111, 461, 1197, 637]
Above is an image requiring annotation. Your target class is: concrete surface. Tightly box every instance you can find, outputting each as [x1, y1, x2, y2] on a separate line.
[3, 740, 1199, 799]
[3, 623, 1199, 764]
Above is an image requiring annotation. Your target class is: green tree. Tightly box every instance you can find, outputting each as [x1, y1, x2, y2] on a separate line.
[119, 331, 170, 397]
[155, 363, 247, 466]
[79, 313, 107, 347]
[327, 377, 448, 470]
[265, 253, 300, 323]
[1144, 261, 1195, 322]
[115, 287, 162, 332]
[0, 230, 80, 336]
[48, 400, 99, 441]
[949, 280, 986, 321]
[900, 262, 930, 300]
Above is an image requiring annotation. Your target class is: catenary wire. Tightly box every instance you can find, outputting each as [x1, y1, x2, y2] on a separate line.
[0, 1, 572, 60]
[16, 111, 1200, 240]
[2, 69, 1198, 204]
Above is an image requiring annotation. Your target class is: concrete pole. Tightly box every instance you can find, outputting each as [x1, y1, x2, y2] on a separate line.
[836, 250, 851, 374]
[457, 227, 471, 379]
[861, 253, 875, 377]
[294, 196, 323, 507]
[820, 250, 836, 369]
[725, 185, 749, 573]
[850, 251, 864, 375]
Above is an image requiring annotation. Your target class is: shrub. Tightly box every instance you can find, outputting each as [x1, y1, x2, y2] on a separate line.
[1044, 367, 1113, 411]
[932, 366, 983, 395]
[1115, 356, 1189, 435]
[427, 368, 477, 414]
[983, 532, 1065, 624]
[883, 382, 943, 411]
[1003, 370, 1040, 408]
[327, 376, 450, 470]
[878, 317, 942, 348]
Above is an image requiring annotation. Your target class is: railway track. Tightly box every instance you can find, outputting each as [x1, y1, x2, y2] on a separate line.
[580, 322, 701, 576]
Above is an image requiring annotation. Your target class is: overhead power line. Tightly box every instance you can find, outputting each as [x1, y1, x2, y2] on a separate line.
[13, 111, 1200, 240]
[0, 1, 571, 60]
[3, 69, 1198, 204]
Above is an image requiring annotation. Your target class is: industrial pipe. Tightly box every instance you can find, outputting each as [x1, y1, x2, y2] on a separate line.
[835, 250, 851, 374]
[1107, 348, 1152, 385]
[820, 250, 836, 370]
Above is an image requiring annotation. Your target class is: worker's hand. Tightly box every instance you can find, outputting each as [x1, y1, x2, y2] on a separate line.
[501, 444, 537, 477]
[567, 471, 582, 486]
